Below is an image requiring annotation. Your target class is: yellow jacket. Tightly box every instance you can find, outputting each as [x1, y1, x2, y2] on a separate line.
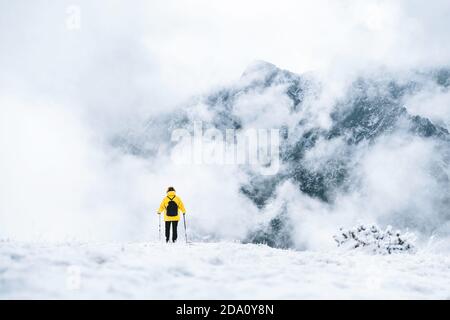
[157, 191, 186, 221]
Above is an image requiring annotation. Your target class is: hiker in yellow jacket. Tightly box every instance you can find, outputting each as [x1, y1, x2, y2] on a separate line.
[157, 187, 186, 243]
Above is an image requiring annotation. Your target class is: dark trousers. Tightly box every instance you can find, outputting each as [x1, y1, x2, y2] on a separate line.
[165, 221, 178, 242]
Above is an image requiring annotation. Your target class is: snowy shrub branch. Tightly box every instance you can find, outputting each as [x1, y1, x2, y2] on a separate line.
[333, 224, 416, 254]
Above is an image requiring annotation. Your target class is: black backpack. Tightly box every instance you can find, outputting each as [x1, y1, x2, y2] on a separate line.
[166, 196, 178, 217]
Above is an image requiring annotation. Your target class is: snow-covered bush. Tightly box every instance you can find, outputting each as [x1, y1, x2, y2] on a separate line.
[333, 224, 416, 254]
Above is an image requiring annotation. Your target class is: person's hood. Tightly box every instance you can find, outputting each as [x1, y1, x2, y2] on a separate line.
[167, 191, 176, 197]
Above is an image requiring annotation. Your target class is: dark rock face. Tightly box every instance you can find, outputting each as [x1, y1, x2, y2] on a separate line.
[202, 63, 449, 204]
[244, 205, 294, 249]
[114, 61, 450, 248]
[211, 64, 449, 247]
[327, 77, 449, 143]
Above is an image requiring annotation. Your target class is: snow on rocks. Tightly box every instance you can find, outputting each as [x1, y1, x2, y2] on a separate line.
[334, 224, 416, 254]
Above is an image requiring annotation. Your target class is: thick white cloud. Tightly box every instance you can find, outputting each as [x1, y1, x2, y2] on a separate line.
[2, 0, 450, 117]
[1, 0, 449, 243]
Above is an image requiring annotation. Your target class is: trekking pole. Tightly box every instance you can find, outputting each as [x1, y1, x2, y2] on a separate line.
[158, 214, 161, 242]
[183, 213, 188, 243]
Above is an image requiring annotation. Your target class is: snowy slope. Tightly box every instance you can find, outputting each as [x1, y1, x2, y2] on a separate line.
[1, 241, 449, 299]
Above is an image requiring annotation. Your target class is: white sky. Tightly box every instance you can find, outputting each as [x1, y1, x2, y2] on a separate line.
[1, 0, 450, 121]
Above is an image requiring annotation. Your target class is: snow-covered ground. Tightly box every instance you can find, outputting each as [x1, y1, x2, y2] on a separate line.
[1, 241, 449, 299]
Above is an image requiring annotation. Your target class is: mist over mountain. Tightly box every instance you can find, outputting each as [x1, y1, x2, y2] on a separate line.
[2, 1, 450, 300]
[115, 61, 450, 249]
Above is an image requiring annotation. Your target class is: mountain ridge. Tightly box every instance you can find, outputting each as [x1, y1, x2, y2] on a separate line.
[113, 62, 450, 249]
